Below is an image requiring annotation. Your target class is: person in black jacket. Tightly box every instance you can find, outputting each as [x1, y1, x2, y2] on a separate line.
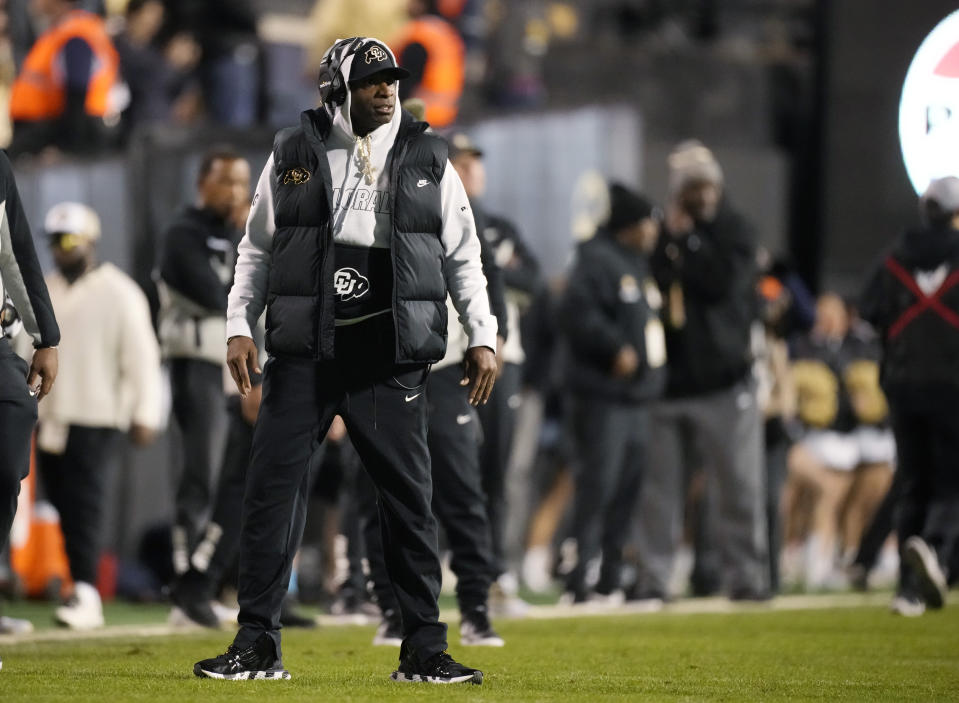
[364, 130, 509, 649]
[450, 131, 543, 607]
[560, 183, 666, 603]
[157, 147, 250, 584]
[860, 176, 959, 615]
[0, 152, 59, 649]
[193, 37, 496, 684]
[635, 140, 769, 602]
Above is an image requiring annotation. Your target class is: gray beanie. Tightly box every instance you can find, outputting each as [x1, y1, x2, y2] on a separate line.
[668, 139, 723, 194]
[922, 176, 959, 213]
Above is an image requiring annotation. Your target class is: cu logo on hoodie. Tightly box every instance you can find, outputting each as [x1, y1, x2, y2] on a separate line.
[334, 268, 370, 301]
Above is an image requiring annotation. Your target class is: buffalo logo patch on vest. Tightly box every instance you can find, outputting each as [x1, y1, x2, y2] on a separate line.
[334, 267, 370, 301]
[283, 167, 311, 185]
[365, 45, 388, 64]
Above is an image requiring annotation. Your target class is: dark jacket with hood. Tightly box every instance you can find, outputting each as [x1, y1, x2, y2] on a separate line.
[561, 230, 666, 403]
[860, 223, 959, 409]
[651, 200, 758, 398]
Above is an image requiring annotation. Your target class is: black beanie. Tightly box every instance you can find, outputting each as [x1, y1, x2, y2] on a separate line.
[605, 183, 654, 233]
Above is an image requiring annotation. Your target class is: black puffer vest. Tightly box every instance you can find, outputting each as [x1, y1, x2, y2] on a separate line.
[266, 108, 449, 362]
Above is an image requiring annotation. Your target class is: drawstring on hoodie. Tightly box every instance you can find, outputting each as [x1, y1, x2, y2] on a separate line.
[356, 134, 376, 185]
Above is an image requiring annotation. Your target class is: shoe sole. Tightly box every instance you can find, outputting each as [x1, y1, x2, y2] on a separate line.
[194, 666, 291, 680]
[54, 612, 104, 630]
[903, 538, 947, 610]
[460, 637, 505, 647]
[889, 597, 926, 617]
[390, 671, 483, 685]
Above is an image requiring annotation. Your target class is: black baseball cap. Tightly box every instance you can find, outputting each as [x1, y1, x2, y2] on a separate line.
[447, 132, 484, 159]
[347, 40, 410, 85]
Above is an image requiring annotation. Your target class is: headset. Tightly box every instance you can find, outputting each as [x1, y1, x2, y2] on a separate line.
[317, 37, 366, 107]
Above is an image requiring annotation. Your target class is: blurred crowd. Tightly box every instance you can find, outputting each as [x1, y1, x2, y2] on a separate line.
[0, 0, 955, 640]
[0, 0, 563, 160]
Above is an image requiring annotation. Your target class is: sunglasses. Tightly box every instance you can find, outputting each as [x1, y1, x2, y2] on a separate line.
[49, 231, 89, 251]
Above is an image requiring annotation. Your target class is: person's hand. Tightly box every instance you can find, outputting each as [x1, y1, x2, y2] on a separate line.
[666, 204, 694, 237]
[227, 336, 260, 398]
[611, 345, 639, 378]
[239, 383, 262, 426]
[461, 346, 497, 406]
[495, 335, 506, 379]
[165, 33, 201, 71]
[28, 347, 57, 401]
[129, 423, 157, 447]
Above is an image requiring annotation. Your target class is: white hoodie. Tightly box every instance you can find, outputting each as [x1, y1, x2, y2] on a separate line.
[227, 48, 496, 352]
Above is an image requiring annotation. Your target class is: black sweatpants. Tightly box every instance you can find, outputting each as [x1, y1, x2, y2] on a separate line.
[0, 340, 36, 553]
[363, 363, 495, 616]
[891, 404, 959, 578]
[565, 394, 649, 597]
[188, 395, 327, 597]
[233, 320, 445, 662]
[476, 361, 522, 578]
[37, 426, 121, 585]
[189, 396, 254, 594]
[170, 358, 227, 554]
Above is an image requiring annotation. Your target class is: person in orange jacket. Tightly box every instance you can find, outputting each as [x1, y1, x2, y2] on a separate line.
[9, 0, 120, 157]
[391, 0, 464, 128]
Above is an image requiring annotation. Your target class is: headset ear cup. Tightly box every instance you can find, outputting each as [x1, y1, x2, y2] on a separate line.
[317, 37, 363, 106]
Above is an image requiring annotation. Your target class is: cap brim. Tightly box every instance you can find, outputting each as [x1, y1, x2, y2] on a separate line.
[451, 147, 483, 158]
[349, 67, 410, 85]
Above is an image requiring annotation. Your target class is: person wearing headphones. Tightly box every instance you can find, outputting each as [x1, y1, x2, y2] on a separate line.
[193, 36, 496, 685]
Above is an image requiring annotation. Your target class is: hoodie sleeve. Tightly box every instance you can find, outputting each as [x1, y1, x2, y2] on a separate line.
[0, 152, 60, 348]
[439, 163, 498, 351]
[117, 274, 164, 430]
[226, 154, 276, 340]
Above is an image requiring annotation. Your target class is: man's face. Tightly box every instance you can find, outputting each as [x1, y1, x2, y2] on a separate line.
[198, 158, 251, 221]
[30, 0, 58, 19]
[350, 73, 397, 136]
[618, 217, 660, 254]
[678, 179, 722, 223]
[49, 233, 93, 276]
[451, 153, 486, 198]
[813, 293, 849, 340]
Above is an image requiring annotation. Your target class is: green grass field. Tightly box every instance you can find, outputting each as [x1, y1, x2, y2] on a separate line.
[1, 601, 958, 702]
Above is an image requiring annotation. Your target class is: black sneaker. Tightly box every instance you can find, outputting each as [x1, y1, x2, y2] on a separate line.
[459, 606, 504, 646]
[390, 645, 483, 684]
[172, 570, 219, 628]
[280, 598, 317, 629]
[373, 609, 403, 646]
[193, 633, 291, 680]
[904, 536, 948, 610]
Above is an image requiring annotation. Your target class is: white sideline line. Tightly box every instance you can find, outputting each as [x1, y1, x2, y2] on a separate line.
[0, 592, 953, 645]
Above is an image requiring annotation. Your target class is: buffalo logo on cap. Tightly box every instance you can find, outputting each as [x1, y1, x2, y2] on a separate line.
[365, 45, 388, 64]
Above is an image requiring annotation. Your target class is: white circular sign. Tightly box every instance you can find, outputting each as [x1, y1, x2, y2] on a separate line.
[900, 10, 959, 194]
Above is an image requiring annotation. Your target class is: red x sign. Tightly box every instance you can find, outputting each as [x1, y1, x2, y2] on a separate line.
[884, 256, 959, 339]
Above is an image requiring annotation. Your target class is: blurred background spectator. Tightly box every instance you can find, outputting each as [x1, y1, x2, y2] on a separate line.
[391, 0, 466, 128]
[113, 0, 201, 138]
[9, 0, 122, 158]
[156, 0, 262, 127]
